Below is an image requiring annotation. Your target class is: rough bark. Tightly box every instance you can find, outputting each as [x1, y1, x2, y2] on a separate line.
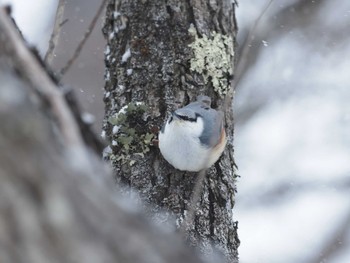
[102, 0, 239, 261]
[0, 7, 206, 263]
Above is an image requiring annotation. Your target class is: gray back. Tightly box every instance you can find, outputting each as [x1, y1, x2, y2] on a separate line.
[181, 96, 224, 147]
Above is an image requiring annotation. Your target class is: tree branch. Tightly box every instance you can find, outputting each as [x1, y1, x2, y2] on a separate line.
[307, 209, 350, 263]
[60, 0, 107, 75]
[180, 170, 207, 233]
[45, 0, 66, 64]
[0, 7, 84, 148]
[234, 0, 274, 89]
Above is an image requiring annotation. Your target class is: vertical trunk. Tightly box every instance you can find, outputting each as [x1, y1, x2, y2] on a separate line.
[102, 0, 239, 261]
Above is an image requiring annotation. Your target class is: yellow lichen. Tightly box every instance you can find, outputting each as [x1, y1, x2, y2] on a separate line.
[188, 24, 234, 96]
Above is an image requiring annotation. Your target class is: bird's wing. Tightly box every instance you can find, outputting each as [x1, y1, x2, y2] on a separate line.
[198, 107, 225, 147]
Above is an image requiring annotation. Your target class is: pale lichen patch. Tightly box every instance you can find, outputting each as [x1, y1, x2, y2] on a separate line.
[188, 24, 234, 96]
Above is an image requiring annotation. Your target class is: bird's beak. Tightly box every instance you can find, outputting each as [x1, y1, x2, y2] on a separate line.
[172, 112, 180, 120]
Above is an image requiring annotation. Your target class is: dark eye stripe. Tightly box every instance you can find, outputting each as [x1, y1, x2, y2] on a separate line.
[179, 115, 191, 121]
[174, 113, 201, 122]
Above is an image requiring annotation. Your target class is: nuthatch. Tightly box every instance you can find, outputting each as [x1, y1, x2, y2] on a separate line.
[159, 96, 226, 172]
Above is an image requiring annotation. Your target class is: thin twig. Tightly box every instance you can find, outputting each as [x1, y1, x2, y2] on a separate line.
[234, 0, 274, 88]
[45, 0, 66, 64]
[180, 169, 207, 233]
[0, 7, 84, 148]
[60, 0, 108, 75]
[307, 209, 350, 263]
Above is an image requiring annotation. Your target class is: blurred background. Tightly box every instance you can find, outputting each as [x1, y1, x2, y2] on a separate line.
[1, 0, 350, 262]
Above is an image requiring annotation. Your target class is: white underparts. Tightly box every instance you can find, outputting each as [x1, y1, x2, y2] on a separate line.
[159, 118, 213, 172]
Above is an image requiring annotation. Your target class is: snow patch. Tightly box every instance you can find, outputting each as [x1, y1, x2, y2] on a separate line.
[121, 48, 131, 63]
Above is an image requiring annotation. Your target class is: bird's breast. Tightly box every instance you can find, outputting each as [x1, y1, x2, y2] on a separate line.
[159, 123, 209, 172]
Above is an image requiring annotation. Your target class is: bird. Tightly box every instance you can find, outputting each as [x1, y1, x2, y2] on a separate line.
[158, 95, 226, 172]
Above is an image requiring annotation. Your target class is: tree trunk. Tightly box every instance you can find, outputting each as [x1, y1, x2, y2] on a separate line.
[102, 0, 239, 261]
